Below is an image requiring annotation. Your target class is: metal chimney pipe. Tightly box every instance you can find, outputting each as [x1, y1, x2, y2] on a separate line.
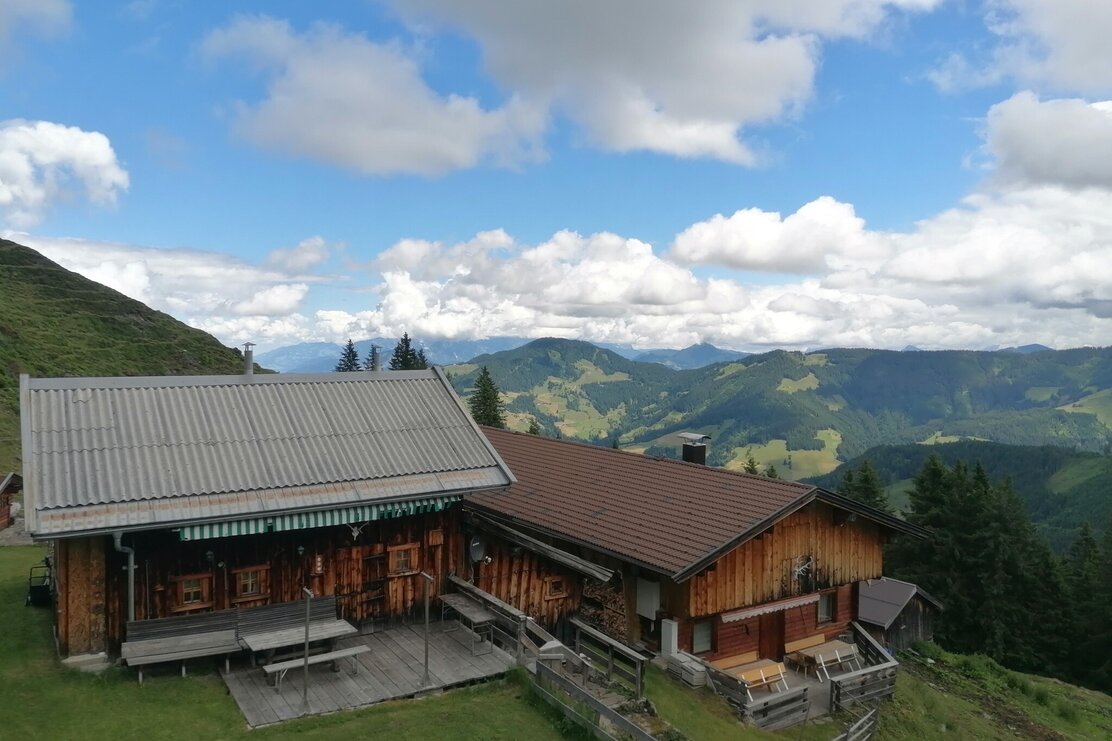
[243, 342, 255, 377]
[677, 432, 711, 465]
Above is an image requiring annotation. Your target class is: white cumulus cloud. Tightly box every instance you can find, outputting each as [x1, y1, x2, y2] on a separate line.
[200, 15, 546, 175]
[265, 235, 333, 272]
[0, 120, 130, 227]
[985, 92, 1112, 190]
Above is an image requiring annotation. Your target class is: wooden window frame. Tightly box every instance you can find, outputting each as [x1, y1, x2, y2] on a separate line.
[544, 575, 569, 600]
[692, 618, 713, 655]
[230, 564, 270, 604]
[169, 572, 214, 613]
[387, 543, 421, 576]
[817, 591, 836, 624]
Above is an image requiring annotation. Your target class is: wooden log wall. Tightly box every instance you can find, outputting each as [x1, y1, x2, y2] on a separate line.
[54, 536, 108, 657]
[449, 533, 584, 629]
[685, 502, 883, 619]
[98, 511, 454, 655]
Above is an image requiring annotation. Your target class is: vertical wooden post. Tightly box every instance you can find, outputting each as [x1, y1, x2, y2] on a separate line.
[301, 587, 313, 715]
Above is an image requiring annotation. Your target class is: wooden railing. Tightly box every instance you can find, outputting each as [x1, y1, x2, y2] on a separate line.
[569, 616, 650, 700]
[534, 661, 655, 741]
[829, 623, 899, 712]
[830, 707, 879, 741]
[700, 657, 811, 731]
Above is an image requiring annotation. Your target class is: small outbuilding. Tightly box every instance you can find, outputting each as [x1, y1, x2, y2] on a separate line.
[857, 576, 942, 651]
[0, 472, 21, 529]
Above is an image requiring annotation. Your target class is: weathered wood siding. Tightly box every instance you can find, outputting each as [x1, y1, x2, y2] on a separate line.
[54, 536, 108, 656]
[97, 511, 453, 654]
[886, 595, 934, 651]
[461, 536, 583, 629]
[685, 502, 883, 619]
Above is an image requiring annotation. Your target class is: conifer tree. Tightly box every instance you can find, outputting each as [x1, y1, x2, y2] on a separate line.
[854, 460, 888, 511]
[744, 455, 759, 475]
[334, 338, 361, 372]
[388, 332, 429, 370]
[763, 464, 779, 479]
[527, 418, 541, 435]
[468, 366, 505, 428]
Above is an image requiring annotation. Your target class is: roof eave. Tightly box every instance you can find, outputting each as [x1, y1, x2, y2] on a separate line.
[815, 489, 929, 539]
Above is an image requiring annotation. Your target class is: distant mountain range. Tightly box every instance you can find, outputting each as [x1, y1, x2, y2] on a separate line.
[256, 337, 749, 372]
[444, 338, 1112, 485]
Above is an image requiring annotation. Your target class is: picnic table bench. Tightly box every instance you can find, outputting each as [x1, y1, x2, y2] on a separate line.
[439, 592, 495, 655]
[122, 608, 240, 684]
[261, 645, 371, 692]
[237, 596, 358, 665]
[790, 637, 861, 682]
[733, 659, 790, 700]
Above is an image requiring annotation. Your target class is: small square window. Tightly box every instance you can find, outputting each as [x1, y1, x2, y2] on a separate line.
[818, 592, 835, 624]
[388, 544, 420, 575]
[239, 570, 260, 596]
[693, 619, 713, 654]
[182, 578, 203, 604]
[545, 576, 568, 600]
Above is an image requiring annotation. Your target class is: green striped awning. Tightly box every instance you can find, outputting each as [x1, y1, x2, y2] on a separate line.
[175, 495, 461, 541]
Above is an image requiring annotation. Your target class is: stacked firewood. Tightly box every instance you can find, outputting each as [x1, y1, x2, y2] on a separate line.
[581, 579, 628, 640]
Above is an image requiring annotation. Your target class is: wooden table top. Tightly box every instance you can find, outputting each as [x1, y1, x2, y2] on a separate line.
[440, 593, 496, 625]
[795, 639, 856, 661]
[241, 620, 357, 653]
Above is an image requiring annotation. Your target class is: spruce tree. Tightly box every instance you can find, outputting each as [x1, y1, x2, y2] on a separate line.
[527, 418, 541, 435]
[763, 464, 779, 479]
[388, 332, 429, 370]
[854, 460, 888, 511]
[743, 455, 759, 475]
[334, 338, 361, 372]
[468, 366, 505, 428]
[363, 344, 380, 371]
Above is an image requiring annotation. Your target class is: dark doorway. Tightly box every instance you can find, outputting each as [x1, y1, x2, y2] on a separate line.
[758, 611, 785, 659]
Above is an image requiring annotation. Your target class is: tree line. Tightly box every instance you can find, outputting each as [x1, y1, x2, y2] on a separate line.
[335, 333, 506, 429]
[843, 454, 1112, 693]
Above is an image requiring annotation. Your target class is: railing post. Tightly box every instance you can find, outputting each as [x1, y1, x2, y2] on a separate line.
[515, 615, 525, 664]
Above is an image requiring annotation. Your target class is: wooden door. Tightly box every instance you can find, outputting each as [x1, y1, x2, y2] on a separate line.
[758, 611, 785, 659]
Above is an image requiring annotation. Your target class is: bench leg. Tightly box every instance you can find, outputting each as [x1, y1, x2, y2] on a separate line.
[138, 667, 143, 685]
[350, 656, 359, 676]
[225, 656, 230, 674]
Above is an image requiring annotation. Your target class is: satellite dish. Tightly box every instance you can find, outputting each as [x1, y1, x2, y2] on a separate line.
[468, 536, 487, 563]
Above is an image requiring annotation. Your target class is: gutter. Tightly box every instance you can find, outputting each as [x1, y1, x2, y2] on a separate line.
[112, 532, 136, 622]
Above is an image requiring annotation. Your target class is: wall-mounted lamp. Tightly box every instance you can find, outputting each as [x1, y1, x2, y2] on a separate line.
[296, 545, 305, 557]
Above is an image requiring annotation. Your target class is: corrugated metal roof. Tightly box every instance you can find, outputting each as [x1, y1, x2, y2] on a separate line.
[22, 369, 513, 537]
[857, 577, 942, 629]
[466, 427, 818, 578]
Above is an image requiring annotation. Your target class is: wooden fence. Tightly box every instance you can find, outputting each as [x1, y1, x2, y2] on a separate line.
[830, 707, 879, 741]
[534, 661, 656, 741]
[829, 622, 898, 712]
[701, 660, 811, 731]
[569, 616, 649, 700]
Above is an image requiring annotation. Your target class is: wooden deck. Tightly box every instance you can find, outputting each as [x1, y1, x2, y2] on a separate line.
[224, 621, 515, 727]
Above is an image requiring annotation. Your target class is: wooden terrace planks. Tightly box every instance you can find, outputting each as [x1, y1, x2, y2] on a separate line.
[223, 621, 515, 727]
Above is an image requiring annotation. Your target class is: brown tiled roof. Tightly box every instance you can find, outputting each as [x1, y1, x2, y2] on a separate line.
[467, 428, 819, 579]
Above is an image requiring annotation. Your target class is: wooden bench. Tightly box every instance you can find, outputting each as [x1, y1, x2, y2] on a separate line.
[784, 633, 826, 673]
[122, 609, 240, 684]
[261, 645, 371, 692]
[711, 651, 758, 672]
[796, 639, 861, 681]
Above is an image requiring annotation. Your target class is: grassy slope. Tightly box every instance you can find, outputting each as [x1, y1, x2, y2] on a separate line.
[0, 546, 568, 741]
[0, 239, 255, 472]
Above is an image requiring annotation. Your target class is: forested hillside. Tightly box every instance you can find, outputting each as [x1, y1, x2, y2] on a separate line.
[449, 338, 1112, 481]
[809, 441, 1112, 550]
[0, 239, 257, 472]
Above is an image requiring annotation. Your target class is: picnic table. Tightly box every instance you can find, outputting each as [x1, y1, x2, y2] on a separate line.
[239, 620, 358, 654]
[439, 592, 495, 655]
[792, 639, 861, 681]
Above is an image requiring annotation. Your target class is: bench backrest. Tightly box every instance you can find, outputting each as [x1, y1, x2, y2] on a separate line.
[237, 595, 339, 637]
[126, 608, 238, 642]
[711, 651, 758, 671]
[739, 662, 786, 687]
[785, 633, 825, 654]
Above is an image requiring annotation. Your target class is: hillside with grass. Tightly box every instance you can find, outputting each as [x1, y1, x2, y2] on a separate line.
[0, 238, 257, 472]
[449, 339, 1112, 484]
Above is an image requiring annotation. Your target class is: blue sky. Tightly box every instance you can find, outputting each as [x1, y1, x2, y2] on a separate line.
[3, 1, 1112, 352]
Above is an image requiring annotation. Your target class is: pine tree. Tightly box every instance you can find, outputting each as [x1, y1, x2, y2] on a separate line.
[334, 338, 361, 372]
[854, 461, 888, 511]
[468, 366, 505, 428]
[743, 455, 759, 475]
[763, 464, 778, 479]
[388, 332, 429, 370]
[527, 418, 541, 435]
